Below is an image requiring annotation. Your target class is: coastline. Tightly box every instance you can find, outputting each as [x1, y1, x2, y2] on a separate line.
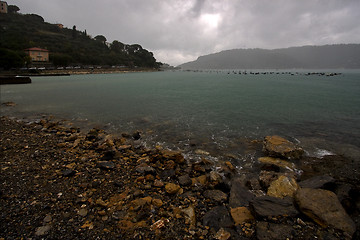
[1, 115, 359, 239]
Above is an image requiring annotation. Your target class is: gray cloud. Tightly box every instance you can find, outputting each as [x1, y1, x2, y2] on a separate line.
[10, 0, 360, 66]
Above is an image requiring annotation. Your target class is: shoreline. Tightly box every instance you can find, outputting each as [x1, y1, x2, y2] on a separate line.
[1, 115, 359, 239]
[0, 67, 160, 77]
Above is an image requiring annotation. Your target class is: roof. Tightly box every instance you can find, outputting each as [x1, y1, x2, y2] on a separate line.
[25, 47, 49, 52]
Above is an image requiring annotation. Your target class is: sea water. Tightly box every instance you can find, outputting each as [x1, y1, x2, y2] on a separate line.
[1, 70, 360, 162]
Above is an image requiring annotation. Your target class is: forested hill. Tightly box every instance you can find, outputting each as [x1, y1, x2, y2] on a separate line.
[0, 10, 159, 69]
[178, 44, 360, 70]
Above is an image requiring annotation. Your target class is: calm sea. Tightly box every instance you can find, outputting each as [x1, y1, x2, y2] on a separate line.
[1, 70, 360, 164]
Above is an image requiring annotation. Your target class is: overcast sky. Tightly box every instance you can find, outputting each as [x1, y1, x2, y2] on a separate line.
[10, 0, 360, 66]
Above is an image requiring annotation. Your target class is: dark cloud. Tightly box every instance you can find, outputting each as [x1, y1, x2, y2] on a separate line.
[11, 0, 360, 65]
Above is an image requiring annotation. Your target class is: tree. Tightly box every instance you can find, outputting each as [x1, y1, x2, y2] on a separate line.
[72, 25, 77, 39]
[8, 5, 20, 14]
[94, 35, 107, 45]
[110, 40, 125, 53]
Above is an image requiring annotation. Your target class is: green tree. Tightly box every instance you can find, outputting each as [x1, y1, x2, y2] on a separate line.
[8, 5, 20, 14]
[0, 48, 24, 69]
[94, 35, 107, 45]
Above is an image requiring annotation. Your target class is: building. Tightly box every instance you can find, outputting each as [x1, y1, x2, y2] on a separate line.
[0, 1, 8, 13]
[56, 23, 64, 29]
[25, 47, 49, 62]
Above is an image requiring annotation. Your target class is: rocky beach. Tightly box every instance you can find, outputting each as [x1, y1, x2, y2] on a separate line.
[1, 115, 359, 239]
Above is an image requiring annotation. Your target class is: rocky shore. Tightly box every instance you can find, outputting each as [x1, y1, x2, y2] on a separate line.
[1, 116, 359, 239]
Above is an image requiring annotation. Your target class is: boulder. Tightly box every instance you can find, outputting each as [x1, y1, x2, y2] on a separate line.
[204, 190, 228, 202]
[298, 175, 335, 189]
[267, 175, 299, 198]
[202, 206, 233, 231]
[230, 207, 254, 225]
[258, 157, 296, 172]
[250, 196, 298, 218]
[263, 135, 304, 160]
[295, 188, 355, 236]
[229, 178, 255, 208]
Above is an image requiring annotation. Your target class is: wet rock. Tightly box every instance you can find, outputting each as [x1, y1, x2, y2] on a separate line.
[250, 196, 298, 218]
[267, 175, 299, 198]
[191, 175, 208, 186]
[258, 157, 296, 172]
[256, 222, 293, 240]
[229, 178, 254, 208]
[165, 183, 181, 195]
[298, 175, 335, 189]
[101, 150, 116, 160]
[259, 171, 279, 188]
[203, 206, 233, 231]
[135, 163, 156, 174]
[2, 101, 16, 107]
[230, 207, 254, 225]
[132, 131, 141, 140]
[178, 174, 192, 186]
[160, 169, 176, 180]
[97, 161, 115, 170]
[35, 225, 51, 236]
[160, 150, 185, 164]
[295, 188, 356, 236]
[263, 135, 304, 160]
[204, 190, 227, 202]
[209, 171, 222, 185]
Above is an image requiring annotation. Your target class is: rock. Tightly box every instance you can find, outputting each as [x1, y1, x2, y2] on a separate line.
[209, 171, 222, 184]
[256, 222, 293, 240]
[78, 208, 88, 217]
[182, 205, 196, 228]
[203, 206, 233, 231]
[225, 161, 235, 171]
[152, 198, 163, 207]
[35, 225, 51, 236]
[258, 157, 296, 171]
[165, 183, 181, 195]
[295, 188, 356, 236]
[2, 101, 16, 107]
[132, 131, 141, 140]
[230, 207, 254, 225]
[62, 169, 76, 177]
[160, 150, 185, 164]
[135, 163, 156, 174]
[43, 215, 52, 224]
[267, 175, 299, 198]
[191, 175, 208, 186]
[214, 228, 231, 240]
[229, 178, 254, 208]
[204, 190, 227, 202]
[250, 196, 298, 218]
[298, 175, 335, 189]
[97, 161, 115, 170]
[195, 149, 210, 155]
[153, 179, 164, 187]
[259, 171, 279, 188]
[178, 174, 192, 186]
[263, 135, 304, 160]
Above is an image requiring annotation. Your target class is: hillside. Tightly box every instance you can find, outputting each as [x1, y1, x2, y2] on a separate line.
[178, 44, 360, 70]
[0, 11, 158, 69]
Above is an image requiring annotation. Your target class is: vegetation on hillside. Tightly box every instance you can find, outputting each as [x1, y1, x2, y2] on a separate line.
[0, 7, 159, 69]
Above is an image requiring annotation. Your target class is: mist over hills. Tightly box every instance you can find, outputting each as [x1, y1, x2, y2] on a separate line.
[178, 44, 360, 69]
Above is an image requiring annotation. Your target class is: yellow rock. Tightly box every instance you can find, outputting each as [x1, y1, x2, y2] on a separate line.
[258, 157, 296, 171]
[267, 175, 299, 198]
[230, 207, 254, 225]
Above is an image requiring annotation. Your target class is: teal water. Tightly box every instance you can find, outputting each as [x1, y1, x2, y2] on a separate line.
[1, 70, 360, 161]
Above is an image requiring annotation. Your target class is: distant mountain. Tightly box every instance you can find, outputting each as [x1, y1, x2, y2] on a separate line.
[178, 44, 360, 69]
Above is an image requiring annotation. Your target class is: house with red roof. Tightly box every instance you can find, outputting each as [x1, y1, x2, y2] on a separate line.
[25, 47, 49, 62]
